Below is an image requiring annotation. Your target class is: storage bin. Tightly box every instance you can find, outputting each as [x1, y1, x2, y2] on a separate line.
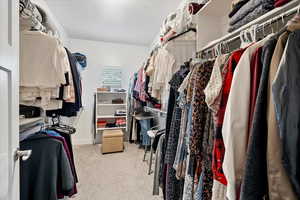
[102, 129, 124, 154]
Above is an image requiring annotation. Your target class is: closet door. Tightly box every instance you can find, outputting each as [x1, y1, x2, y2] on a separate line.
[0, 0, 20, 200]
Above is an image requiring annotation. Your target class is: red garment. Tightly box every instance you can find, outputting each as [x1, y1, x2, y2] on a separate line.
[188, 3, 205, 15]
[248, 47, 263, 144]
[212, 48, 246, 185]
[275, 0, 291, 7]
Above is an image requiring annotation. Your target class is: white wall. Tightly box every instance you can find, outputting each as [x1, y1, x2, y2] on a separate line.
[68, 38, 148, 145]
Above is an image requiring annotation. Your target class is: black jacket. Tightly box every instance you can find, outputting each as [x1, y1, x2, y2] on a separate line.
[46, 48, 82, 117]
[20, 134, 74, 200]
[240, 38, 278, 200]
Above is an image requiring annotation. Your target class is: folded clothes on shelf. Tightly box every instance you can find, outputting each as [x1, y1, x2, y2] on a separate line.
[113, 88, 127, 92]
[112, 98, 124, 104]
[229, 0, 250, 18]
[20, 105, 41, 118]
[228, 3, 273, 32]
[97, 120, 107, 128]
[229, 0, 274, 26]
[106, 123, 116, 128]
[115, 109, 127, 116]
[116, 118, 126, 126]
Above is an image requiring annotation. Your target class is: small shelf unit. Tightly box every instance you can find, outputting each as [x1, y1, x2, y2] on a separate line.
[94, 90, 127, 144]
[97, 115, 127, 119]
[97, 103, 127, 106]
[97, 127, 127, 131]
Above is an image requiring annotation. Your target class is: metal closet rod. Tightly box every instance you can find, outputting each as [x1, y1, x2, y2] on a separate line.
[144, 106, 167, 117]
[198, 4, 300, 57]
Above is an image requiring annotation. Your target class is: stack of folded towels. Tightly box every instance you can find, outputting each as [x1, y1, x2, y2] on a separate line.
[228, 0, 291, 32]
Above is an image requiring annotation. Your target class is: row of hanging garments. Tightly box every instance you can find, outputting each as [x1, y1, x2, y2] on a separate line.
[20, 0, 84, 116]
[128, 27, 197, 112]
[19, 1, 86, 200]
[20, 29, 83, 116]
[20, 118, 78, 200]
[157, 13, 300, 200]
[127, 28, 197, 145]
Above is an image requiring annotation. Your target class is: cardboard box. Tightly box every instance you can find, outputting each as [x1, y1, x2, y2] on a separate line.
[102, 129, 124, 154]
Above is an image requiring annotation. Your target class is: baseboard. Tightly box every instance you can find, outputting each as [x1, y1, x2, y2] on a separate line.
[72, 138, 93, 145]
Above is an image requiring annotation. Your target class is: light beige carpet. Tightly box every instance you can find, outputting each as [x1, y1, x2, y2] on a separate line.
[72, 143, 163, 200]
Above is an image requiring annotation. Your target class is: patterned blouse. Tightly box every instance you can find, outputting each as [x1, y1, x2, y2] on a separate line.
[190, 61, 214, 163]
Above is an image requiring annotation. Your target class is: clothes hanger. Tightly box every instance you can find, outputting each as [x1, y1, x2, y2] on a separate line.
[48, 115, 76, 135]
[245, 29, 252, 43]
[281, 14, 285, 25]
[270, 19, 275, 34]
[250, 25, 258, 42]
[224, 40, 230, 54]
[276, 18, 279, 32]
[214, 45, 219, 57]
[240, 30, 246, 48]
[217, 43, 221, 56]
[262, 22, 266, 38]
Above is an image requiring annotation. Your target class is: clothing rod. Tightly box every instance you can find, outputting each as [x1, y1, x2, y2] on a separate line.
[144, 106, 167, 117]
[198, 0, 300, 54]
[167, 28, 197, 42]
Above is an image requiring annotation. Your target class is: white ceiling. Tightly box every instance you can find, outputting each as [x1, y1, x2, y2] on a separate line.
[44, 0, 183, 46]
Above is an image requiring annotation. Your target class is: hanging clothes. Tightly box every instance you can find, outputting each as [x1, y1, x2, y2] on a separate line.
[47, 135, 78, 198]
[152, 48, 175, 105]
[46, 48, 83, 117]
[181, 60, 214, 199]
[272, 30, 300, 196]
[153, 134, 166, 196]
[222, 34, 272, 200]
[240, 37, 278, 200]
[20, 31, 70, 110]
[204, 53, 235, 200]
[139, 119, 151, 146]
[20, 134, 74, 200]
[266, 19, 300, 199]
[194, 112, 215, 200]
[164, 64, 190, 200]
[182, 103, 194, 200]
[173, 68, 194, 179]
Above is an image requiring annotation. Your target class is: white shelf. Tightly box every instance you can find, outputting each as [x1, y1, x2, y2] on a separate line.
[97, 103, 127, 106]
[97, 115, 126, 119]
[198, 0, 300, 51]
[97, 91, 127, 94]
[194, 0, 232, 50]
[97, 127, 127, 131]
[197, 0, 232, 18]
[20, 117, 43, 127]
[144, 106, 167, 115]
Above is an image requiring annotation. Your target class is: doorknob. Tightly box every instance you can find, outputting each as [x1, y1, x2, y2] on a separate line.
[14, 148, 32, 161]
